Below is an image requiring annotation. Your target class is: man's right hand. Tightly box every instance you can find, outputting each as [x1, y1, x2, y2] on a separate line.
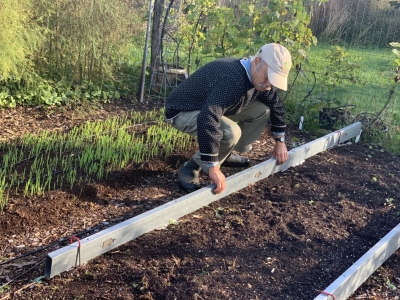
[208, 166, 226, 194]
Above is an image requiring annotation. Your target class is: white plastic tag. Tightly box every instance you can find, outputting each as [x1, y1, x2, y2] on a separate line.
[299, 116, 304, 130]
[355, 130, 362, 143]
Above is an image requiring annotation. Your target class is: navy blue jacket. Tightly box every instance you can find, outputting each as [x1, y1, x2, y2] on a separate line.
[165, 58, 286, 163]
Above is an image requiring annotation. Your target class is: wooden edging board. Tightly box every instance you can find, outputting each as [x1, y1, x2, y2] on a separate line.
[314, 223, 400, 300]
[45, 122, 362, 279]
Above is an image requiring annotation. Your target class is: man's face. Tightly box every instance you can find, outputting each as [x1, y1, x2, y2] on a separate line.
[252, 57, 273, 91]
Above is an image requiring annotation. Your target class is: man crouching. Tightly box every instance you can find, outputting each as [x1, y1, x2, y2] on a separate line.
[165, 43, 292, 194]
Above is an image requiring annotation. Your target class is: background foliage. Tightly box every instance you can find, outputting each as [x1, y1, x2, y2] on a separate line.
[150, 0, 398, 153]
[311, 0, 400, 47]
[0, 0, 42, 80]
[0, 0, 399, 152]
[0, 0, 147, 107]
[171, 0, 324, 72]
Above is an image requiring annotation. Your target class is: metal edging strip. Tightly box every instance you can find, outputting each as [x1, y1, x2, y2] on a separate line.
[314, 223, 400, 300]
[45, 122, 362, 278]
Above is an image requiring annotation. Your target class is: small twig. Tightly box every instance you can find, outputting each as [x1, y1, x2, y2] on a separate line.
[123, 162, 134, 170]
[141, 177, 151, 184]
[1, 281, 37, 300]
[0, 259, 45, 291]
[372, 86, 395, 125]
[193, 293, 205, 300]
[0, 293, 10, 300]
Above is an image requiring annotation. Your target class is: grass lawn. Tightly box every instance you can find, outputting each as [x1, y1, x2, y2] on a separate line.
[287, 43, 399, 114]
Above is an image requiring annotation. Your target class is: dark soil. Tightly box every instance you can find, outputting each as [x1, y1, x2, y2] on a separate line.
[0, 100, 399, 300]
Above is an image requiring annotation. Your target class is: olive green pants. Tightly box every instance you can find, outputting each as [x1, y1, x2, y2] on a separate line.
[170, 100, 270, 173]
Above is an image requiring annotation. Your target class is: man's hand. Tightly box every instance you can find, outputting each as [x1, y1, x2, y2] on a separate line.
[208, 166, 226, 194]
[273, 141, 289, 165]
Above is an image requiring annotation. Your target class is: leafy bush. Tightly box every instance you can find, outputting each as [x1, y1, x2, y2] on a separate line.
[288, 46, 360, 130]
[169, 0, 324, 73]
[0, 0, 146, 107]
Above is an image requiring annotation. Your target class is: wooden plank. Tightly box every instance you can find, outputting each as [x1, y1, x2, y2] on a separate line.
[45, 122, 362, 278]
[314, 223, 400, 300]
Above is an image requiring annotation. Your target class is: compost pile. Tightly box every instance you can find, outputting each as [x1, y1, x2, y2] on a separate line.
[0, 100, 399, 300]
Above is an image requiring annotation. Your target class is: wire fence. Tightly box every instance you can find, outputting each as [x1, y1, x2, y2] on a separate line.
[141, 0, 399, 142]
[284, 44, 399, 122]
[146, 0, 188, 106]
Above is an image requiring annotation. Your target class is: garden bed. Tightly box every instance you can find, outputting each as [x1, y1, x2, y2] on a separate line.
[0, 100, 399, 299]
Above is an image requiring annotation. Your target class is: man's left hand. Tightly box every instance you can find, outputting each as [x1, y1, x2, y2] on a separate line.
[273, 141, 288, 165]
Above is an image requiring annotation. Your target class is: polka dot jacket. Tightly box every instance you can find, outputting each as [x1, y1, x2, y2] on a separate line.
[165, 58, 286, 163]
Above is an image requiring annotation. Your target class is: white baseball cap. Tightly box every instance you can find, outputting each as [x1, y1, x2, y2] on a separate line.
[257, 43, 292, 91]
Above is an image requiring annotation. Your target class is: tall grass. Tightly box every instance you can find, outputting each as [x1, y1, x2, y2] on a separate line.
[0, 0, 43, 80]
[0, 0, 147, 107]
[35, 0, 141, 85]
[311, 0, 400, 47]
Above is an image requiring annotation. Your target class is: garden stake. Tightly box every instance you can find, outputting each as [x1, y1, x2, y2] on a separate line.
[69, 236, 82, 267]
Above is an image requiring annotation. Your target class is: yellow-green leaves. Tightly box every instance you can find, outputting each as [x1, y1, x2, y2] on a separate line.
[0, 0, 43, 79]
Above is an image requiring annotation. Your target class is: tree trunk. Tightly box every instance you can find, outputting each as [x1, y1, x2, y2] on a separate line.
[151, 0, 164, 74]
[136, 0, 164, 102]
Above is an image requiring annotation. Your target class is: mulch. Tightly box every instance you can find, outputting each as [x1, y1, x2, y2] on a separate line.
[0, 100, 399, 300]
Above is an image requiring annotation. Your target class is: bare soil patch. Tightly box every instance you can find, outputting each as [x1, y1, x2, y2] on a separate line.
[0, 100, 399, 300]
